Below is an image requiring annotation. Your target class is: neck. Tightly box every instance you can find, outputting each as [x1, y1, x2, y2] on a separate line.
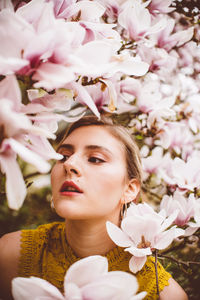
[65, 216, 120, 258]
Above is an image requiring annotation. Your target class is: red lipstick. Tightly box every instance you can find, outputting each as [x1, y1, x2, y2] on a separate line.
[60, 181, 83, 196]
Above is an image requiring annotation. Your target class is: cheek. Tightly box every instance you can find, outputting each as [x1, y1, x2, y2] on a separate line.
[90, 164, 126, 196]
[50, 167, 56, 186]
[50, 165, 61, 189]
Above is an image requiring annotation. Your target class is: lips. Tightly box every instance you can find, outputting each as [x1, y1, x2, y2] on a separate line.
[60, 181, 83, 194]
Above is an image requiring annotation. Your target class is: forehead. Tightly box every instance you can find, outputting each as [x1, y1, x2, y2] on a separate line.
[61, 125, 125, 157]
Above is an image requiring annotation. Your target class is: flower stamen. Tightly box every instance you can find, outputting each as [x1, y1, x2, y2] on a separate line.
[137, 235, 151, 249]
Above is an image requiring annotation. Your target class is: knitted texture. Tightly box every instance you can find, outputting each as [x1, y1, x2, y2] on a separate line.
[18, 222, 171, 299]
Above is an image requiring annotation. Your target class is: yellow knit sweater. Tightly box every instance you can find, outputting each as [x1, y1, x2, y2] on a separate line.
[18, 222, 171, 299]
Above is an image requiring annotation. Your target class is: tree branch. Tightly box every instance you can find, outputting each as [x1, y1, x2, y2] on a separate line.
[154, 250, 160, 299]
[158, 254, 200, 267]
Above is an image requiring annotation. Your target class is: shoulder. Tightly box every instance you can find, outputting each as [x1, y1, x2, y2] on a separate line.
[0, 231, 22, 299]
[160, 278, 188, 300]
[0, 230, 21, 271]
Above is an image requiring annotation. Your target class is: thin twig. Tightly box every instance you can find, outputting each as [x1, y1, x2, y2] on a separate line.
[24, 172, 43, 180]
[158, 254, 200, 267]
[141, 186, 163, 201]
[154, 250, 160, 299]
[160, 242, 185, 255]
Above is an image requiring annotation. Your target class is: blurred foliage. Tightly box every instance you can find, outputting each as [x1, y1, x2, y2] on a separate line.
[0, 178, 63, 237]
[172, 0, 200, 19]
[159, 231, 200, 300]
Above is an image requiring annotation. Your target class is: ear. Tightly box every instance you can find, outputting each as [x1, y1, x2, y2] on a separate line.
[122, 178, 140, 205]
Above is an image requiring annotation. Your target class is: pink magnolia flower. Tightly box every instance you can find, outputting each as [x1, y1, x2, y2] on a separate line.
[156, 17, 194, 52]
[161, 191, 196, 226]
[47, 0, 76, 19]
[0, 2, 83, 80]
[141, 146, 165, 181]
[65, 81, 101, 118]
[138, 44, 178, 73]
[118, 0, 166, 41]
[159, 155, 200, 191]
[129, 75, 176, 129]
[180, 94, 200, 134]
[155, 122, 194, 156]
[0, 9, 32, 75]
[79, 21, 120, 44]
[107, 202, 184, 273]
[0, 0, 13, 10]
[12, 256, 146, 300]
[0, 75, 62, 209]
[161, 191, 200, 236]
[96, 0, 125, 21]
[148, 0, 175, 15]
[49, 0, 105, 22]
[64, 0, 106, 22]
[186, 199, 200, 236]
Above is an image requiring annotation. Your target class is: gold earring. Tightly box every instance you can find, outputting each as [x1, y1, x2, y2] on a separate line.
[50, 196, 55, 210]
[124, 202, 128, 218]
[120, 202, 128, 220]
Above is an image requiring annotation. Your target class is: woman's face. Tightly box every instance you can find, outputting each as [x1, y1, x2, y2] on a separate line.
[51, 125, 130, 221]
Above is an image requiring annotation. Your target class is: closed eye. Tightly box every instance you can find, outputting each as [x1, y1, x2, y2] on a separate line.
[88, 157, 105, 163]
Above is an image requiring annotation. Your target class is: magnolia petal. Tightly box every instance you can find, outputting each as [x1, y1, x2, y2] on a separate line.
[16, 0, 47, 24]
[130, 291, 147, 300]
[121, 216, 159, 244]
[0, 75, 22, 111]
[30, 112, 85, 125]
[0, 0, 13, 10]
[184, 226, 199, 236]
[64, 282, 82, 300]
[174, 27, 194, 47]
[110, 59, 149, 77]
[74, 40, 118, 66]
[26, 134, 63, 161]
[125, 246, 152, 257]
[24, 89, 73, 113]
[69, 82, 100, 118]
[160, 210, 179, 231]
[129, 256, 147, 274]
[0, 56, 29, 75]
[0, 150, 26, 210]
[106, 221, 133, 247]
[28, 123, 55, 139]
[154, 227, 184, 250]
[33, 62, 75, 91]
[7, 138, 51, 173]
[65, 255, 108, 288]
[73, 1, 105, 22]
[81, 271, 139, 300]
[12, 277, 64, 300]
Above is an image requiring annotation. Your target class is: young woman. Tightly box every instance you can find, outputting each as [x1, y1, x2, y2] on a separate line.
[0, 116, 188, 300]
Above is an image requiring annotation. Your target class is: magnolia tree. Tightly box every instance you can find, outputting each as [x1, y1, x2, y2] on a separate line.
[0, 0, 200, 299]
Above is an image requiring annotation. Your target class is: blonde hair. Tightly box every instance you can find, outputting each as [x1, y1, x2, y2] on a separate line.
[60, 115, 143, 184]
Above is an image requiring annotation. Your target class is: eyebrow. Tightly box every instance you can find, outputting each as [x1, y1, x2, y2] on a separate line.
[57, 144, 113, 155]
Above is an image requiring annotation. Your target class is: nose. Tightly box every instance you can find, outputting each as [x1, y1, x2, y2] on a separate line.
[63, 154, 81, 177]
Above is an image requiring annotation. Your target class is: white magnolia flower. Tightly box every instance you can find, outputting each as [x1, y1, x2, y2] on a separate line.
[12, 256, 146, 300]
[107, 203, 184, 273]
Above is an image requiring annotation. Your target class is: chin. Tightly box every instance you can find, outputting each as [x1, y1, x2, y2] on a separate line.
[54, 201, 84, 220]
